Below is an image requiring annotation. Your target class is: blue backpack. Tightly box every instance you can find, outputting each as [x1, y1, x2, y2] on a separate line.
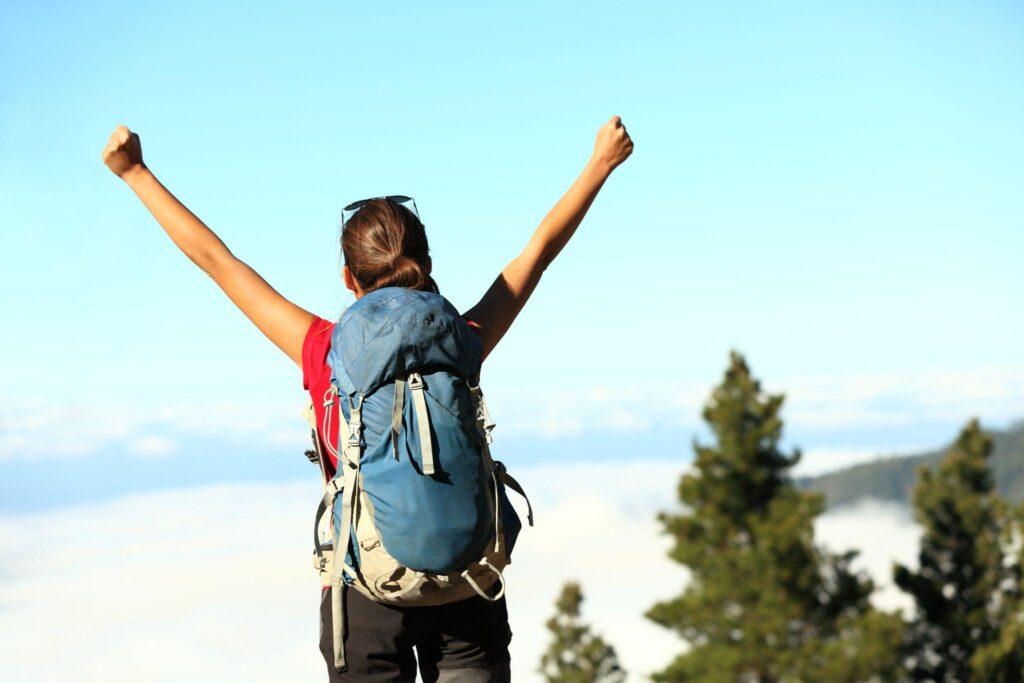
[309, 286, 533, 673]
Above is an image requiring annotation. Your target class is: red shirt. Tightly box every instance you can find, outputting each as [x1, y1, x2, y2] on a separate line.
[302, 316, 342, 480]
[301, 314, 481, 482]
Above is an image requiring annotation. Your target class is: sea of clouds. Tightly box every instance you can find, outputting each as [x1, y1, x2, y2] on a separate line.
[0, 460, 919, 682]
[5, 364, 1011, 680]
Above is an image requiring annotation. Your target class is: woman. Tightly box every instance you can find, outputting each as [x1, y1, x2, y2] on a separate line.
[102, 116, 633, 682]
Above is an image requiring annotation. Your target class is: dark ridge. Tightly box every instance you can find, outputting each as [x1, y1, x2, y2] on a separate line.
[796, 420, 1024, 509]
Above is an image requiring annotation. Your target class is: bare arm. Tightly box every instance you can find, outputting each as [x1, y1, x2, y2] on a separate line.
[464, 115, 634, 361]
[103, 126, 314, 367]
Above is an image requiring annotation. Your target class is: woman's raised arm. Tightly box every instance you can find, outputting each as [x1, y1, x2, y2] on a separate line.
[103, 126, 314, 367]
[463, 115, 634, 362]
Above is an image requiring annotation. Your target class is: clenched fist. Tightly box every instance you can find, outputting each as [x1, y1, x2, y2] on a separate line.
[102, 125, 145, 179]
[592, 115, 634, 172]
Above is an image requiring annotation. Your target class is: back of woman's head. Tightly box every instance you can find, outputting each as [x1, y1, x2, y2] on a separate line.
[340, 198, 438, 295]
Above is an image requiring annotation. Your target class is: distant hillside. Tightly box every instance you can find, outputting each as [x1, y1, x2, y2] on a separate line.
[798, 421, 1024, 509]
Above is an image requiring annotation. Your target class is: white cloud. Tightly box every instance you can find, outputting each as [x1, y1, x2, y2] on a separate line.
[783, 367, 1024, 431]
[0, 480, 325, 683]
[813, 499, 921, 613]
[488, 366, 1024, 440]
[0, 400, 137, 459]
[0, 397, 308, 461]
[2, 365, 1021, 464]
[0, 462, 924, 683]
[495, 385, 696, 438]
[509, 461, 688, 680]
[126, 434, 178, 457]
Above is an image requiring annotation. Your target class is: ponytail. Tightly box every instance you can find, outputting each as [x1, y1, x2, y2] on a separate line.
[377, 253, 430, 291]
[340, 198, 437, 295]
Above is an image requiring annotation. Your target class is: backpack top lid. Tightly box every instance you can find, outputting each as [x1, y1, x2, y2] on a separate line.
[328, 286, 483, 397]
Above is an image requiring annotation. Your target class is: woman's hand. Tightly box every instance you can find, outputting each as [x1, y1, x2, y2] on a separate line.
[464, 115, 632, 361]
[591, 115, 634, 173]
[101, 125, 314, 367]
[102, 125, 146, 180]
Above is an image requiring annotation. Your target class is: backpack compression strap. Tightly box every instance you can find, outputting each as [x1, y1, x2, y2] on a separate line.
[313, 479, 341, 575]
[389, 373, 436, 476]
[390, 379, 405, 462]
[496, 463, 534, 527]
[407, 372, 435, 476]
[467, 383, 534, 527]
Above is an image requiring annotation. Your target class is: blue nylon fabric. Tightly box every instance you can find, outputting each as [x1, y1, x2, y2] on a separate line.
[327, 287, 482, 397]
[326, 287, 520, 575]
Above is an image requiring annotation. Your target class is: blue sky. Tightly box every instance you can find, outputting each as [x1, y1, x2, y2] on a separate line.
[2, 3, 1023, 681]
[2, 0, 1023, 509]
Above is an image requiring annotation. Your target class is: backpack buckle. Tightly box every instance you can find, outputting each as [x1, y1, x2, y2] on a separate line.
[347, 423, 361, 449]
[346, 395, 364, 451]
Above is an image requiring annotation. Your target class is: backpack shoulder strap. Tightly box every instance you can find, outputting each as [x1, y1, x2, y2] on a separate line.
[330, 393, 364, 673]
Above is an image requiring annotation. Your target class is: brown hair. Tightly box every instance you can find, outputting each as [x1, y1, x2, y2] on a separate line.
[340, 198, 438, 294]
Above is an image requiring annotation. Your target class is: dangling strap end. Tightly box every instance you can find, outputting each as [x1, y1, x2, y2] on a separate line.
[391, 379, 406, 462]
[332, 581, 347, 672]
[499, 470, 534, 527]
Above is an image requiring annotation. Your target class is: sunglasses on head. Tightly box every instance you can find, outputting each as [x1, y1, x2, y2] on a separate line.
[341, 195, 419, 227]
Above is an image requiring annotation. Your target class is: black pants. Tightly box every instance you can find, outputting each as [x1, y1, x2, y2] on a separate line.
[319, 586, 512, 682]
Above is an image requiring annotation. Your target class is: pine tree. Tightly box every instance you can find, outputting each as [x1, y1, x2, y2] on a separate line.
[971, 501, 1024, 683]
[971, 500, 1024, 681]
[539, 581, 626, 683]
[646, 352, 904, 682]
[972, 611, 1024, 683]
[894, 419, 1022, 682]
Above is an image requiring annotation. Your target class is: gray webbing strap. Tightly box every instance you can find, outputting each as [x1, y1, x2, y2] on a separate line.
[331, 584, 347, 673]
[467, 385, 534, 528]
[461, 557, 506, 602]
[498, 471, 534, 527]
[475, 444, 503, 557]
[391, 379, 406, 462]
[377, 571, 427, 599]
[331, 484, 355, 671]
[331, 396, 363, 673]
[313, 479, 343, 570]
[468, 384, 495, 444]
[331, 473, 359, 672]
[407, 373, 435, 476]
[322, 478, 342, 510]
[469, 384, 504, 552]
[490, 470, 501, 554]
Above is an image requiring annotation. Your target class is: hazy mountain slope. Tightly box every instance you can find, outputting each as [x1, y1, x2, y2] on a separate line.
[799, 421, 1024, 508]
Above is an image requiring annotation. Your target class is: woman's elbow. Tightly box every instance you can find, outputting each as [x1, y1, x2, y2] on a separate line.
[191, 246, 234, 279]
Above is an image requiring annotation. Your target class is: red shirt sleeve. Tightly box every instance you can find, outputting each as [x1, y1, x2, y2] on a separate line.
[302, 316, 335, 391]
